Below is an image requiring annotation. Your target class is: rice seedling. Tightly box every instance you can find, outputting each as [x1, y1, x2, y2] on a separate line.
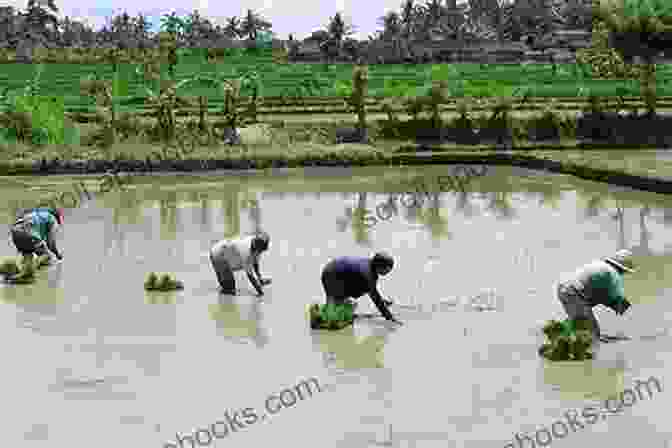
[308, 302, 355, 330]
[144, 272, 184, 291]
[539, 318, 595, 361]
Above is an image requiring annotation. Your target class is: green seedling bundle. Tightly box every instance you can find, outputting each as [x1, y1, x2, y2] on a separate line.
[0, 254, 52, 284]
[144, 272, 184, 291]
[308, 302, 355, 330]
[539, 318, 595, 361]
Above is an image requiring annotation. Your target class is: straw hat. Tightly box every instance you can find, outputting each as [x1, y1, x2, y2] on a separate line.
[604, 249, 637, 273]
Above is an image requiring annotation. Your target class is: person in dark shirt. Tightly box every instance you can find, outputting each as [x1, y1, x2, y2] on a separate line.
[320, 252, 401, 325]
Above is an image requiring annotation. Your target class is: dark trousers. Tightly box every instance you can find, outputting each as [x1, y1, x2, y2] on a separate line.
[557, 282, 600, 339]
[321, 271, 358, 310]
[210, 252, 236, 293]
[10, 227, 47, 257]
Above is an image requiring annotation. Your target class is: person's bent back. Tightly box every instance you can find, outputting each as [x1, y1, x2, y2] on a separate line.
[320, 252, 401, 324]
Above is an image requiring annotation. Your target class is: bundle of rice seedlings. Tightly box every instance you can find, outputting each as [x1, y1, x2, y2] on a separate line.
[539, 318, 595, 361]
[308, 302, 355, 330]
[0, 258, 20, 276]
[144, 272, 184, 291]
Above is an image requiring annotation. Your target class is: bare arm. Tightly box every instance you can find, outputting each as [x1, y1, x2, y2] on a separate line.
[246, 257, 263, 296]
[369, 287, 396, 322]
[47, 222, 62, 259]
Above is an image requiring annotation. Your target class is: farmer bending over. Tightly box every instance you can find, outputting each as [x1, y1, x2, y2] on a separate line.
[321, 252, 401, 325]
[10, 207, 64, 265]
[556, 249, 636, 342]
[210, 232, 271, 296]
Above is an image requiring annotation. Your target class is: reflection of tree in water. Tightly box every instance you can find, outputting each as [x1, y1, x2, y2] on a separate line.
[159, 191, 179, 240]
[484, 191, 517, 220]
[400, 193, 424, 223]
[222, 191, 241, 239]
[241, 193, 263, 234]
[114, 189, 143, 225]
[583, 194, 606, 218]
[418, 193, 450, 240]
[454, 190, 481, 218]
[610, 200, 626, 249]
[663, 207, 672, 226]
[311, 325, 391, 369]
[208, 295, 269, 348]
[631, 205, 652, 256]
[537, 187, 563, 210]
[351, 192, 373, 247]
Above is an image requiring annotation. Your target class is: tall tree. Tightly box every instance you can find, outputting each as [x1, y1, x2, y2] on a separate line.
[22, 0, 60, 44]
[327, 12, 355, 42]
[223, 16, 241, 39]
[377, 11, 403, 39]
[240, 9, 272, 41]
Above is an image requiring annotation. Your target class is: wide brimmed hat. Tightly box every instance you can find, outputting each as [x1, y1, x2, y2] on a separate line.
[604, 249, 637, 273]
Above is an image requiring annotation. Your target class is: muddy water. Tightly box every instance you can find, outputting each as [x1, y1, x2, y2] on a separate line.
[1, 165, 671, 448]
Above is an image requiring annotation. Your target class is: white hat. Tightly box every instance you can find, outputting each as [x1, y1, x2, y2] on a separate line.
[604, 249, 637, 273]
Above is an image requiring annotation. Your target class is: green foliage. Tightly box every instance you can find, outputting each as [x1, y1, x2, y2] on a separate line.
[576, 19, 642, 80]
[0, 258, 20, 276]
[539, 318, 595, 361]
[309, 302, 355, 330]
[144, 272, 184, 291]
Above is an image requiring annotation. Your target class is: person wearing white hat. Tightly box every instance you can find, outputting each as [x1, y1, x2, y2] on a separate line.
[556, 249, 636, 342]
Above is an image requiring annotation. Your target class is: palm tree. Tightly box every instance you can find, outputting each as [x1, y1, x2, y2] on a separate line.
[378, 11, 403, 38]
[159, 12, 186, 43]
[327, 12, 355, 43]
[223, 16, 242, 39]
[22, 0, 60, 44]
[240, 9, 272, 41]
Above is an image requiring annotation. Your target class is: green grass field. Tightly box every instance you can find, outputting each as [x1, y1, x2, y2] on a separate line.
[2, 49, 672, 114]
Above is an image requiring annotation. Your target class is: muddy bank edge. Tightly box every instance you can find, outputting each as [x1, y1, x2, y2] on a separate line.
[1, 151, 671, 195]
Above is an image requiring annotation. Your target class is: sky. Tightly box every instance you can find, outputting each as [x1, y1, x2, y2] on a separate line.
[5, 0, 421, 41]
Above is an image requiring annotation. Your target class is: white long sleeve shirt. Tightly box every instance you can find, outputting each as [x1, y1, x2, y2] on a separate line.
[210, 236, 256, 271]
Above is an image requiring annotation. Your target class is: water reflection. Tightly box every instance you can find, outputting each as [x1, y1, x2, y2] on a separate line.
[207, 293, 269, 348]
[159, 191, 178, 240]
[1, 264, 66, 334]
[311, 324, 393, 370]
[485, 191, 517, 220]
[417, 193, 450, 240]
[542, 357, 626, 401]
[222, 191, 241, 239]
[241, 193, 264, 234]
[352, 193, 373, 247]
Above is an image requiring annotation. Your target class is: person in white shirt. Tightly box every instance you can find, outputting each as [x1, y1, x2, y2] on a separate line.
[209, 232, 271, 295]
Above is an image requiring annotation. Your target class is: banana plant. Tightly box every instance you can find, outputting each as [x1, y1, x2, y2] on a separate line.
[138, 77, 201, 143]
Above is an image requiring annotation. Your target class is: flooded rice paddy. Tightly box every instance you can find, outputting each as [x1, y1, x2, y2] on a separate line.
[1, 164, 671, 448]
